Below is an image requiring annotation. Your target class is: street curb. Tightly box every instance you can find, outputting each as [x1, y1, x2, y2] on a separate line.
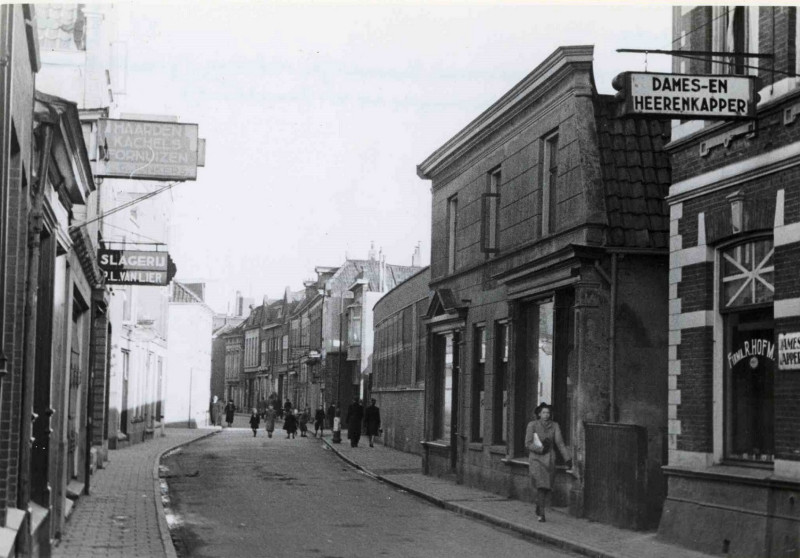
[152, 429, 221, 558]
[319, 436, 619, 558]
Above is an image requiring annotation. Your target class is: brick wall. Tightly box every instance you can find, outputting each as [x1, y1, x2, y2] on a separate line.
[675, 327, 714, 453]
[677, 263, 714, 313]
[90, 312, 108, 446]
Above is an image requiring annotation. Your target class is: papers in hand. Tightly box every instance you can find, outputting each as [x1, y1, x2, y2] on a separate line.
[533, 432, 543, 452]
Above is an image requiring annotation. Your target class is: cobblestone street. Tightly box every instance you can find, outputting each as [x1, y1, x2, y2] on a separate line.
[161, 423, 577, 558]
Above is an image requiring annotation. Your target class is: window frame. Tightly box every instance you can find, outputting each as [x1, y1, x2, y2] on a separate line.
[471, 325, 486, 443]
[447, 195, 458, 274]
[481, 167, 501, 255]
[493, 320, 510, 445]
[541, 131, 559, 236]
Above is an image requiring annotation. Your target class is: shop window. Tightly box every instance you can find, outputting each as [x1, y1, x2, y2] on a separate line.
[722, 238, 775, 464]
[514, 293, 572, 456]
[471, 326, 486, 442]
[493, 322, 509, 445]
[434, 332, 455, 442]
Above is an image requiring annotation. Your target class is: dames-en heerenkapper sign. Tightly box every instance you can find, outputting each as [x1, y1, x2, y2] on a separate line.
[96, 119, 199, 181]
[98, 249, 172, 286]
[778, 332, 800, 370]
[614, 72, 757, 121]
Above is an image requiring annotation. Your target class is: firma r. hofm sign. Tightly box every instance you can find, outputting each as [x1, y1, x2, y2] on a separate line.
[613, 72, 757, 121]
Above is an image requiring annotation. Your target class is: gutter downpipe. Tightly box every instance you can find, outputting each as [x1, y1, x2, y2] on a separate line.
[609, 253, 618, 423]
[0, 5, 13, 395]
[18, 103, 56, 557]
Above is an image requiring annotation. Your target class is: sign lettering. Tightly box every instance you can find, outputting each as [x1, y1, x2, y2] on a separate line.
[778, 332, 800, 370]
[98, 249, 175, 286]
[727, 338, 775, 369]
[96, 119, 200, 181]
[614, 72, 757, 121]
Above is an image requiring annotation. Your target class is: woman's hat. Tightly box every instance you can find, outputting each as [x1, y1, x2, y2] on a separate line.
[535, 402, 552, 417]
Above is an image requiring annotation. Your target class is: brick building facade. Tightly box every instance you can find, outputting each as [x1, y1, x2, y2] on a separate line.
[416, 46, 671, 527]
[371, 267, 430, 455]
[658, 7, 800, 557]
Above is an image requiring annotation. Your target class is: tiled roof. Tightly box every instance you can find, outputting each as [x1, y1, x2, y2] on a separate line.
[36, 4, 86, 52]
[171, 282, 204, 304]
[337, 259, 422, 293]
[594, 95, 671, 249]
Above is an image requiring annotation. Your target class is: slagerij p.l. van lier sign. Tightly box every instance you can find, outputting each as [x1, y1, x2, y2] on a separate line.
[96, 119, 199, 181]
[98, 249, 174, 286]
[613, 72, 757, 121]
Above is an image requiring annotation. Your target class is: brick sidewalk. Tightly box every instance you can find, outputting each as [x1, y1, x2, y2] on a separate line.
[321, 431, 714, 558]
[53, 428, 218, 558]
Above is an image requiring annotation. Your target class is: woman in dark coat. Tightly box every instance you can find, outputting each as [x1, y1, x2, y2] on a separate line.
[249, 408, 261, 437]
[284, 410, 298, 439]
[364, 398, 381, 448]
[263, 407, 276, 438]
[299, 408, 309, 437]
[525, 403, 571, 523]
[314, 405, 326, 438]
[345, 397, 364, 448]
[224, 399, 236, 427]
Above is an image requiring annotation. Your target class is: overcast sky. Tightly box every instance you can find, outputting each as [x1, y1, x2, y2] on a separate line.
[120, 2, 672, 313]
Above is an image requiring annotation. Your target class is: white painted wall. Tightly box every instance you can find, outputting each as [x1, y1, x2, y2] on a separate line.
[166, 303, 213, 426]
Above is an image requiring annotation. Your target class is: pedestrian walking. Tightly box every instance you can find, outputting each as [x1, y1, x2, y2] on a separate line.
[210, 395, 223, 427]
[284, 410, 298, 439]
[314, 405, 326, 438]
[364, 398, 381, 448]
[332, 409, 342, 444]
[525, 402, 571, 523]
[299, 408, 310, 437]
[263, 407, 276, 438]
[249, 408, 261, 437]
[326, 403, 336, 430]
[283, 398, 293, 419]
[224, 399, 236, 427]
[345, 396, 364, 448]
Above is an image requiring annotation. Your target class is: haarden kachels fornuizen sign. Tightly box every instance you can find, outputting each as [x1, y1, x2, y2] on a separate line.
[96, 119, 199, 181]
[613, 72, 757, 121]
[98, 249, 176, 286]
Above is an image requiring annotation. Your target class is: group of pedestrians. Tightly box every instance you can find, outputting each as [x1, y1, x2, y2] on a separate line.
[344, 396, 381, 448]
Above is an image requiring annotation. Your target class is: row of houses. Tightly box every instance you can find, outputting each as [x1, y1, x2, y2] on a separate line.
[1, 5, 205, 557]
[368, 7, 800, 558]
[215, 245, 423, 415]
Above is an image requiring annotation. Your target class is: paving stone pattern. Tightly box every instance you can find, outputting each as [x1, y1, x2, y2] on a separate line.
[53, 428, 215, 558]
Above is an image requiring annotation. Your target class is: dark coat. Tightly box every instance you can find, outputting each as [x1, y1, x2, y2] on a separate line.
[224, 403, 236, 424]
[263, 408, 276, 432]
[314, 409, 326, 427]
[326, 405, 335, 427]
[249, 413, 261, 429]
[364, 405, 381, 436]
[284, 413, 298, 433]
[345, 402, 364, 438]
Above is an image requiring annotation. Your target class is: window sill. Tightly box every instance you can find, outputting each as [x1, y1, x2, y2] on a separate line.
[421, 440, 450, 450]
[501, 457, 528, 468]
[467, 442, 483, 451]
[488, 445, 508, 456]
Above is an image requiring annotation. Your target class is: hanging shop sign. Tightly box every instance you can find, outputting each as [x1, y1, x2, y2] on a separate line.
[613, 72, 757, 121]
[778, 332, 800, 370]
[98, 249, 176, 286]
[96, 119, 200, 181]
[727, 338, 775, 370]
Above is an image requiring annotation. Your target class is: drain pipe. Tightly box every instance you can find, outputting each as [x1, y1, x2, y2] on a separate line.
[609, 253, 618, 423]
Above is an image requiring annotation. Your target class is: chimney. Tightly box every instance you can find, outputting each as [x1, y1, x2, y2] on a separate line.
[368, 241, 377, 261]
[412, 242, 421, 267]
